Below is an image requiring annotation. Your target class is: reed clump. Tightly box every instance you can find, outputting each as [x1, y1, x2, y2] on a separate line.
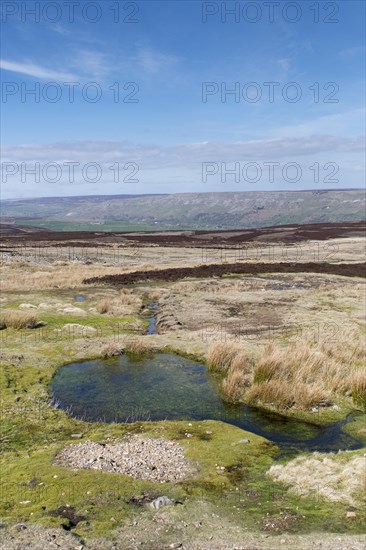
[0, 310, 39, 329]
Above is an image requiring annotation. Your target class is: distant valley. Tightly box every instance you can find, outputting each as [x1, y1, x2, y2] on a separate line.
[1, 189, 365, 232]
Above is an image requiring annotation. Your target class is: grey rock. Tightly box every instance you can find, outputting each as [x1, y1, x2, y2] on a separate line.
[14, 523, 27, 531]
[26, 321, 47, 329]
[149, 496, 175, 510]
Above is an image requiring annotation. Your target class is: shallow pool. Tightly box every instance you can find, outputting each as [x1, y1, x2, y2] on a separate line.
[50, 353, 363, 453]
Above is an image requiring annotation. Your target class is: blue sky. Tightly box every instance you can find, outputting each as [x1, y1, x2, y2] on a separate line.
[1, 0, 365, 198]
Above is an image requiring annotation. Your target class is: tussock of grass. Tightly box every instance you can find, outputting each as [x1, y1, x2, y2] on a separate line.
[267, 451, 365, 505]
[96, 298, 113, 314]
[215, 329, 365, 411]
[207, 343, 240, 373]
[352, 371, 366, 411]
[222, 368, 247, 403]
[120, 289, 140, 306]
[101, 342, 123, 358]
[253, 344, 284, 384]
[124, 337, 155, 355]
[247, 380, 330, 410]
[293, 383, 331, 410]
[95, 291, 142, 317]
[247, 380, 295, 409]
[0, 310, 39, 329]
[221, 351, 255, 402]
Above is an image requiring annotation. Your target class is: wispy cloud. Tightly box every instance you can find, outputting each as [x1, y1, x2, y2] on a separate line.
[1, 137, 364, 198]
[0, 59, 77, 81]
[2, 136, 364, 166]
[134, 47, 179, 76]
[70, 49, 110, 79]
[272, 109, 366, 139]
[339, 46, 365, 59]
[1, 44, 180, 84]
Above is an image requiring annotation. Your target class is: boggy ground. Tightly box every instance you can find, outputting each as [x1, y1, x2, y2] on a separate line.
[0, 228, 365, 549]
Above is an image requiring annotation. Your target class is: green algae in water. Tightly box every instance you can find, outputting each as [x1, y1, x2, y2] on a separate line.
[50, 353, 362, 453]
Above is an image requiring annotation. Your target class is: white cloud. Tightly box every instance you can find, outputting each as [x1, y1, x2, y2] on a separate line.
[2, 136, 364, 166]
[1, 137, 363, 198]
[70, 50, 109, 79]
[339, 46, 365, 59]
[1, 45, 180, 85]
[0, 59, 77, 81]
[134, 47, 178, 76]
[271, 109, 366, 139]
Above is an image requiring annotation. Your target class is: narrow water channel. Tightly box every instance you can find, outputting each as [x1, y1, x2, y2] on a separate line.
[140, 301, 158, 335]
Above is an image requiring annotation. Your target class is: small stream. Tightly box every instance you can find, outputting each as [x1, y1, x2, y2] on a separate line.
[50, 352, 364, 454]
[140, 301, 159, 335]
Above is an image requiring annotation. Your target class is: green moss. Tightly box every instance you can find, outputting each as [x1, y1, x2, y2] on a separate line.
[1, 288, 365, 539]
[342, 412, 366, 444]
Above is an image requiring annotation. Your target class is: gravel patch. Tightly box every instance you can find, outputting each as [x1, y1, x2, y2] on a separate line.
[54, 435, 195, 483]
[0, 524, 86, 550]
[1, 524, 365, 550]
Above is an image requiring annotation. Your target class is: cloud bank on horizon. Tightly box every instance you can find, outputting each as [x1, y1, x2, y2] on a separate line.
[1, 0, 365, 198]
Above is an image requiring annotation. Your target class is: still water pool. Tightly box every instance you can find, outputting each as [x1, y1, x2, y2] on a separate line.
[50, 353, 363, 453]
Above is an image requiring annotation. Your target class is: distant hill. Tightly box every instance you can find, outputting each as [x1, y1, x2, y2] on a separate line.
[1, 190, 365, 231]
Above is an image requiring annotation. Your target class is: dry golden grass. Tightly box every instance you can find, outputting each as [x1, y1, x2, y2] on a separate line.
[120, 289, 141, 308]
[146, 290, 160, 301]
[94, 291, 142, 317]
[0, 309, 38, 329]
[101, 342, 123, 358]
[351, 370, 366, 411]
[96, 298, 113, 314]
[207, 342, 240, 373]
[252, 343, 285, 383]
[267, 452, 365, 505]
[0, 261, 159, 291]
[222, 369, 247, 402]
[247, 380, 330, 410]
[124, 337, 156, 355]
[215, 328, 365, 410]
[246, 380, 295, 409]
[221, 350, 255, 402]
[293, 383, 331, 409]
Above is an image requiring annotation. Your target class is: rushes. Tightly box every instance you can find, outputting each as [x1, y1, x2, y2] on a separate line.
[96, 298, 113, 314]
[246, 381, 330, 410]
[96, 290, 141, 316]
[124, 337, 155, 355]
[101, 342, 123, 358]
[207, 343, 255, 402]
[0, 310, 39, 329]
[120, 289, 139, 306]
[351, 371, 366, 411]
[247, 380, 294, 409]
[207, 342, 240, 373]
[208, 329, 365, 411]
[222, 368, 247, 403]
